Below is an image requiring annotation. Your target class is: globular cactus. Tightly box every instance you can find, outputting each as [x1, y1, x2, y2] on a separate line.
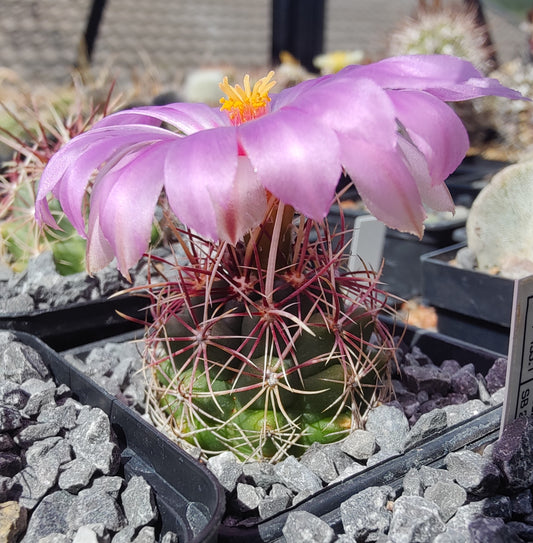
[144, 203, 394, 462]
[466, 159, 533, 277]
[387, 1, 496, 147]
[387, 1, 494, 74]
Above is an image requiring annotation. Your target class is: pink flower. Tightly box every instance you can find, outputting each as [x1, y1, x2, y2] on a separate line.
[35, 55, 522, 277]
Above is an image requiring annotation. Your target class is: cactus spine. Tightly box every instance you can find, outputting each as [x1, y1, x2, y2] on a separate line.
[144, 199, 394, 462]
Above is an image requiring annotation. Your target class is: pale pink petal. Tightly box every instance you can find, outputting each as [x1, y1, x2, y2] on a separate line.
[86, 211, 116, 275]
[388, 89, 469, 183]
[95, 102, 229, 134]
[90, 146, 166, 275]
[341, 55, 524, 101]
[274, 76, 398, 148]
[339, 135, 426, 237]
[164, 126, 239, 240]
[397, 136, 455, 213]
[213, 157, 267, 244]
[238, 108, 342, 220]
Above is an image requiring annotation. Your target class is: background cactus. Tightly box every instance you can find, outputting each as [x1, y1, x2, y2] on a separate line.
[143, 202, 395, 462]
[387, 1, 497, 148]
[466, 159, 533, 277]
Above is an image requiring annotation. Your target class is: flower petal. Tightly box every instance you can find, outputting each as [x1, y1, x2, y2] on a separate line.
[339, 135, 426, 236]
[341, 55, 525, 101]
[95, 102, 229, 134]
[238, 108, 342, 220]
[389, 89, 469, 183]
[164, 126, 240, 240]
[90, 145, 166, 275]
[213, 157, 267, 244]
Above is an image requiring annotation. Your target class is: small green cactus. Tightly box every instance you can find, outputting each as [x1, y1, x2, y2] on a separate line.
[144, 203, 394, 462]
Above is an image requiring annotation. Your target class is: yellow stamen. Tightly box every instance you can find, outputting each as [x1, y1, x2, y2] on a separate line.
[219, 71, 277, 125]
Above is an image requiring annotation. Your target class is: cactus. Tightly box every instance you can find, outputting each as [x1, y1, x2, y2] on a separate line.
[466, 159, 533, 276]
[144, 201, 395, 462]
[387, 1, 496, 147]
[0, 79, 126, 274]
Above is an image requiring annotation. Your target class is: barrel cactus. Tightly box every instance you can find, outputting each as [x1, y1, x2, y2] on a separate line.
[34, 57, 523, 462]
[143, 206, 394, 461]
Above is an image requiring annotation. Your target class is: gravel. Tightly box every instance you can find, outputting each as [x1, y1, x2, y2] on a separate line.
[64, 327, 516, 542]
[0, 330, 178, 543]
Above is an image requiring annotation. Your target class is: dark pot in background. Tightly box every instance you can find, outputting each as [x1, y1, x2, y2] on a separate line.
[420, 242, 513, 355]
[18, 330, 225, 543]
[326, 204, 466, 300]
[0, 294, 148, 351]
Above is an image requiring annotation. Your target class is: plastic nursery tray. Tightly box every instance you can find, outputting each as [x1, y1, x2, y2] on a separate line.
[0, 293, 148, 351]
[64, 318, 503, 543]
[420, 242, 513, 355]
[16, 330, 225, 543]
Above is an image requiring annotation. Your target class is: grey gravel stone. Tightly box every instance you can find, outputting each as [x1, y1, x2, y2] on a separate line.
[37, 402, 78, 430]
[402, 467, 423, 497]
[21, 490, 76, 542]
[207, 450, 243, 493]
[424, 480, 467, 522]
[58, 457, 96, 492]
[442, 399, 487, 426]
[68, 406, 120, 476]
[14, 421, 61, 447]
[0, 342, 50, 383]
[340, 485, 394, 542]
[24, 436, 72, 468]
[403, 408, 447, 449]
[242, 461, 278, 490]
[11, 452, 63, 509]
[20, 378, 56, 416]
[72, 525, 107, 543]
[67, 489, 126, 536]
[121, 475, 158, 529]
[0, 380, 29, 409]
[89, 476, 124, 500]
[273, 455, 322, 495]
[236, 482, 266, 511]
[365, 405, 409, 453]
[282, 510, 335, 543]
[389, 495, 446, 543]
[132, 525, 156, 543]
[300, 443, 339, 483]
[340, 429, 376, 460]
[446, 450, 501, 496]
[258, 491, 292, 519]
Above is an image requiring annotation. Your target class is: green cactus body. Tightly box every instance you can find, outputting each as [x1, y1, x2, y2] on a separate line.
[145, 207, 394, 462]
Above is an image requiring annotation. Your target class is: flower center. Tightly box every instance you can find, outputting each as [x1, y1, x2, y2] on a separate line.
[219, 71, 276, 125]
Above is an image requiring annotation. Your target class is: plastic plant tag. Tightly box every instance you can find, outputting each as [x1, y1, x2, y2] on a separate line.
[348, 215, 386, 272]
[501, 275, 533, 435]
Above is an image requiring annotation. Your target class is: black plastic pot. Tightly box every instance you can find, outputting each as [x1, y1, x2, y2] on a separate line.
[420, 242, 513, 355]
[64, 318, 503, 543]
[16, 330, 226, 543]
[327, 205, 466, 300]
[0, 294, 148, 351]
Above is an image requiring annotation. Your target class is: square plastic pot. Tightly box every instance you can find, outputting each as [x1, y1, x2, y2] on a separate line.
[64, 317, 504, 542]
[327, 205, 466, 300]
[0, 294, 148, 351]
[16, 330, 226, 543]
[420, 242, 513, 355]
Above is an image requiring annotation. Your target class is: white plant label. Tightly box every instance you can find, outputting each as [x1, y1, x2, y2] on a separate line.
[501, 275, 533, 435]
[348, 215, 386, 273]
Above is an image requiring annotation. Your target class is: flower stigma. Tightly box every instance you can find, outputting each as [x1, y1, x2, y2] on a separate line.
[219, 71, 277, 125]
